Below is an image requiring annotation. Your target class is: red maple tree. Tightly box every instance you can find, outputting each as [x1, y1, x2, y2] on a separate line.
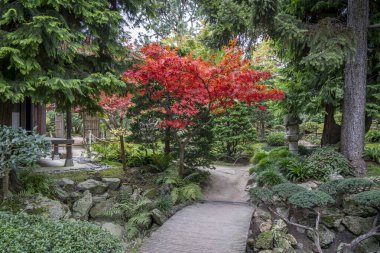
[98, 92, 134, 170]
[123, 40, 284, 176]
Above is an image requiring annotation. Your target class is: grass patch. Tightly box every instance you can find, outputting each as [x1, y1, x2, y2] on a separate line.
[367, 163, 380, 177]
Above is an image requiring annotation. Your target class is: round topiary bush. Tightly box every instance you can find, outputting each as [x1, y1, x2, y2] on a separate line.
[336, 178, 374, 195]
[272, 183, 306, 201]
[0, 212, 124, 253]
[353, 190, 380, 210]
[249, 187, 273, 203]
[267, 132, 286, 147]
[303, 146, 355, 181]
[288, 190, 335, 209]
[318, 180, 343, 196]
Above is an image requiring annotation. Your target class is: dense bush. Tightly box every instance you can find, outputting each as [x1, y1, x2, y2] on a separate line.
[335, 178, 374, 194]
[19, 170, 54, 196]
[256, 169, 286, 187]
[365, 130, 380, 143]
[267, 132, 286, 146]
[92, 141, 120, 161]
[353, 190, 380, 209]
[244, 143, 268, 157]
[318, 180, 343, 196]
[0, 126, 50, 174]
[250, 151, 268, 165]
[272, 183, 306, 201]
[0, 212, 123, 253]
[364, 146, 380, 164]
[300, 121, 319, 134]
[303, 146, 355, 181]
[288, 190, 335, 209]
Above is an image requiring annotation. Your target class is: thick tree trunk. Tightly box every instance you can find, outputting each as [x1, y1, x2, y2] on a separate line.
[164, 127, 171, 155]
[178, 142, 185, 178]
[341, 0, 369, 176]
[321, 104, 341, 145]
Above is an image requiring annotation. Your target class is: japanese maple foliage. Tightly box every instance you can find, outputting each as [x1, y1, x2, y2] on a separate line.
[123, 40, 284, 129]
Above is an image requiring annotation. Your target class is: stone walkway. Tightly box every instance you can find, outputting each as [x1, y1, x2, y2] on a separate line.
[140, 201, 253, 253]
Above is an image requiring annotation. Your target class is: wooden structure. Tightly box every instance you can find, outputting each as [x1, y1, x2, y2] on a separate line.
[0, 99, 46, 134]
[83, 113, 101, 139]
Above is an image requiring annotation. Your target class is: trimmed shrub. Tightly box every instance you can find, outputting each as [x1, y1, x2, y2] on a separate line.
[336, 178, 374, 194]
[267, 132, 286, 147]
[365, 130, 380, 143]
[288, 190, 335, 209]
[353, 190, 380, 209]
[0, 212, 123, 253]
[249, 187, 273, 203]
[272, 183, 306, 201]
[250, 151, 268, 165]
[318, 180, 343, 196]
[303, 146, 355, 181]
[257, 169, 287, 187]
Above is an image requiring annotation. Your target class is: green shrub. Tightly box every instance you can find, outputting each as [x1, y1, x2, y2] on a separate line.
[336, 178, 374, 194]
[298, 145, 313, 156]
[318, 180, 343, 196]
[19, 170, 54, 196]
[288, 190, 335, 209]
[364, 146, 380, 164]
[257, 169, 287, 187]
[366, 130, 380, 143]
[353, 190, 380, 209]
[0, 212, 123, 253]
[250, 151, 268, 165]
[148, 153, 172, 172]
[249, 187, 273, 203]
[267, 132, 286, 147]
[244, 143, 267, 157]
[272, 183, 306, 201]
[0, 126, 50, 174]
[300, 121, 319, 133]
[303, 146, 355, 181]
[92, 141, 120, 161]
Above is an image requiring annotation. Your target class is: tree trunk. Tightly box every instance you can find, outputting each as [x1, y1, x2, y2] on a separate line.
[321, 104, 341, 145]
[164, 126, 171, 155]
[178, 142, 185, 178]
[341, 0, 369, 176]
[2, 171, 9, 200]
[120, 135, 126, 170]
[64, 109, 74, 167]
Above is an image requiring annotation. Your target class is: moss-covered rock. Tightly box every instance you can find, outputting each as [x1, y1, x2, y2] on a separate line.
[342, 216, 374, 235]
[256, 231, 275, 250]
[342, 195, 377, 217]
[307, 225, 335, 248]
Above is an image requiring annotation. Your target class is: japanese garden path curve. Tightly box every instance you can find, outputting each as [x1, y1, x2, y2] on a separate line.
[139, 165, 254, 253]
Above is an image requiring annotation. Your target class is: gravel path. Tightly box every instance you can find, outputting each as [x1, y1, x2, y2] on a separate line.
[140, 164, 253, 253]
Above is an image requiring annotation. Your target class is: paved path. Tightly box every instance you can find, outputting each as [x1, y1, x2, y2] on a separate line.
[140, 201, 253, 253]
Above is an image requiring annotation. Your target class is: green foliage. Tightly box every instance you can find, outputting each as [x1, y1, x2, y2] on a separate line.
[336, 178, 374, 195]
[272, 183, 306, 201]
[244, 143, 268, 157]
[0, 126, 50, 175]
[249, 187, 273, 204]
[170, 183, 203, 204]
[318, 180, 343, 196]
[300, 121, 319, 133]
[364, 146, 380, 164]
[93, 141, 120, 161]
[0, 212, 123, 253]
[212, 103, 257, 159]
[303, 146, 355, 181]
[251, 151, 268, 165]
[288, 190, 335, 209]
[19, 170, 54, 196]
[256, 169, 287, 187]
[353, 190, 380, 210]
[267, 132, 286, 147]
[366, 130, 380, 143]
[148, 153, 173, 173]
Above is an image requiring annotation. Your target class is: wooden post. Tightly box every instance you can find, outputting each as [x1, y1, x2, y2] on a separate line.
[64, 110, 74, 167]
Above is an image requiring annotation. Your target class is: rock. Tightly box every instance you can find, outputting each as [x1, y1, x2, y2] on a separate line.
[25, 195, 70, 220]
[254, 208, 272, 221]
[342, 216, 374, 235]
[89, 198, 117, 220]
[357, 237, 380, 253]
[307, 225, 335, 248]
[256, 231, 274, 250]
[274, 236, 293, 250]
[259, 219, 273, 232]
[258, 251, 273, 253]
[321, 208, 345, 230]
[131, 188, 142, 201]
[77, 179, 108, 194]
[72, 190, 93, 220]
[298, 181, 319, 190]
[102, 178, 121, 190]
[54, 186, 69, 202]
[151, 208, 166, 225]
[273, 219, 288, 233]
[329, 173, 344, 181]
[101, 222, 124, 240]
[92, 192, 110, 203]
[342, 195, 377, 217]
[284, 234, 297, 247]
[119, 184, 133, 195]
[273, 248, 295, 253]
[56, 178, 75, 188]
[275, 207, 289, 219]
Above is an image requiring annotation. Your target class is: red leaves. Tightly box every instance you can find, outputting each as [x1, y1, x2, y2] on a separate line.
[123, 41, 285, 129]
[98, 92, 134, 118]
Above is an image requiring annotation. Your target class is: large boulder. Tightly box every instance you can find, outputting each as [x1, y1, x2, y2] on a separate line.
[77, 179, 108, 194]
[151, 208, 166, 225]
[92, 192, 110, 204]
[101, 222, 124, 240]
[72, 190, 93, 220]
[307, 225, 335, 248]
[342, 195, 377, 217]
[89, 198, 118, 220]
[101, 178, 121, 190]
[256, 231, 274, 250]
[273, 219, 288, 233]
[56, 178, 75, 190]
[342, 216, 374, 235]
[321, 208, 345, 231]
[24, 195, 70, 220]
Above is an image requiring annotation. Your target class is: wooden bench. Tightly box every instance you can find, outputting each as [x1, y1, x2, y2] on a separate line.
[45, 137, 74, 160]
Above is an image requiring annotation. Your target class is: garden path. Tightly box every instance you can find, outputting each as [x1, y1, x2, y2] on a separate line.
[140, 165, 254, 253]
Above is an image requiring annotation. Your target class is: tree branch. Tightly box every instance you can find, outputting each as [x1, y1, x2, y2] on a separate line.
[369, 24, 380, 29]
